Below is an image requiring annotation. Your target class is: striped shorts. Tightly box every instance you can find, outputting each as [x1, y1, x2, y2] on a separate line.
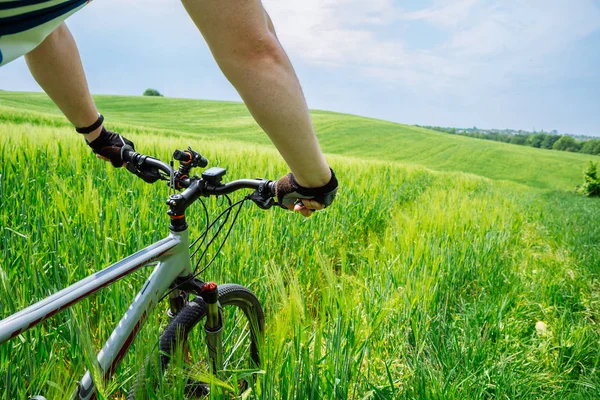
[0, 0, 91, 67]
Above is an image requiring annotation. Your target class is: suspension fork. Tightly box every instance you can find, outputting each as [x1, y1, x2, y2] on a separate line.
[167, 278, 223, 374]
[202, 282, 223, 376]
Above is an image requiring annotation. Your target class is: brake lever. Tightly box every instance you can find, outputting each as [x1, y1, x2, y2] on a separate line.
[125, 162, 163, 184]
[247, 180, 275, 210]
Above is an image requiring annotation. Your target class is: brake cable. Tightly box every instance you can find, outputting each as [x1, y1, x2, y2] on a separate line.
[160, 196, 247, 302]
[190, 195, 233, 261]
[196, 198, 246, 276]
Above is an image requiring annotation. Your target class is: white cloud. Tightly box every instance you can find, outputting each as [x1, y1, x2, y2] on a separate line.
[399, 0, 482, 28]
[263, 0, 457, 92]
[263, 0, 402, 67]
[447, 1, 600, 57]
[263, 0, 600, 96]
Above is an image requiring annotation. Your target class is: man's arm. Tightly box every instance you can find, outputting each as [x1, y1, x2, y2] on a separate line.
[25, 23, 103, 143]
[181, 0, 335, 215]
[25, 22, 137, 167]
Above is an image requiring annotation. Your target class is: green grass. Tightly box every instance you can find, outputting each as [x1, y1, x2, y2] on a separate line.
[0, 93, 599, 399]
[1, 91, 598, 191]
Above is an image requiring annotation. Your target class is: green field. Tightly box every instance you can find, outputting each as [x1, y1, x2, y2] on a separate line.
[1, 92, 599, 399]
[1, 91, 598, 191]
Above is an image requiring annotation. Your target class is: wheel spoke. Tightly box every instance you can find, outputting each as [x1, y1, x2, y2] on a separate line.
[224, 326, 251, 368]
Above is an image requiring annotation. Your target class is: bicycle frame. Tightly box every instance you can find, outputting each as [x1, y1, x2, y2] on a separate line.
[0, 228, 193, 400]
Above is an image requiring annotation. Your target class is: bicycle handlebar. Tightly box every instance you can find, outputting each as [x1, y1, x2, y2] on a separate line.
[121, 146, 276, 211]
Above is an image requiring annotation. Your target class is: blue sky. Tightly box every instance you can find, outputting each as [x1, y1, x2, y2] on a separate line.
[1, 0, 599, 136]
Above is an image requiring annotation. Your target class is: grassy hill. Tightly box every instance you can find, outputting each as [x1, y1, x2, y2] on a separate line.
[0, 92, 599, 399]
[0, 91, 597, 191]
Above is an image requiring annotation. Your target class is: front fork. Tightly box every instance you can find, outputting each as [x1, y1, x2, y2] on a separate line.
[203, 282, 223, 377]
[168, 280, 223, 377]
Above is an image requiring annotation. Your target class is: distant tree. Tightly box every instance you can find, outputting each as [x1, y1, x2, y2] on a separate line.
[577, 162, 600, 197]
[488, 132, 505, 142]
[499, 133, 511, 143]
[553, 136, 581, 152]
[509, 134, 527, 145]
[143, 88, 163, 97]
[527, 133, 547, 148]
[580, 139, 600, 155]
[541, 134, 561, 150]
[417, 125, 597, 153]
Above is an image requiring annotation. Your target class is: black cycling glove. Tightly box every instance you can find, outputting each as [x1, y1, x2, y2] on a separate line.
[275, 169, 338, 210]
[86, 127, 135, 168]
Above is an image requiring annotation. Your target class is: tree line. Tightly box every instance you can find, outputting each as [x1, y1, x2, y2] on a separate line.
[422, 127, 600, 156]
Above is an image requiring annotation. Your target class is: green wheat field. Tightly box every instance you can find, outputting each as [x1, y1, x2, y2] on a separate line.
[1, 92, 599, 399]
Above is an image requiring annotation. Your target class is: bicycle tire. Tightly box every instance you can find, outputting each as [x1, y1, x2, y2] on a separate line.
[127, 283, 264, 399]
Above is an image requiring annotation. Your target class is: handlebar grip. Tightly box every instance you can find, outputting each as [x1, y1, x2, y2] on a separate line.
[267, 181, 276, 198]
[121, 145, 137, 163]
[121, 145, 173, 182]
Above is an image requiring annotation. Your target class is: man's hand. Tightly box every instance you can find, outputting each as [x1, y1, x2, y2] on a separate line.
[86, 127, 134, 167]
[289, 199, 325, 218]
[275, 169, 338, 217]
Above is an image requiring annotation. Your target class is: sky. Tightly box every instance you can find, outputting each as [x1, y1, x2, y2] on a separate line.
[1, 0, 599, 136]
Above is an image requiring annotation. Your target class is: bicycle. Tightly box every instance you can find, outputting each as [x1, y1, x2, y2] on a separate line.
[0, 146, 279, 399]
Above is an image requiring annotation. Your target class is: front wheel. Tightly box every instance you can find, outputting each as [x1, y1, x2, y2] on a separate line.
[128, 284, 265, 399]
